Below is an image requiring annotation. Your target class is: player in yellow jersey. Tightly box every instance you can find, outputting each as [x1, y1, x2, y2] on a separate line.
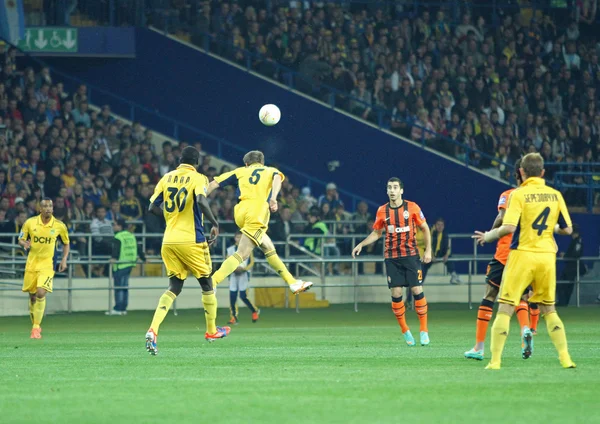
[207, 150, 313, 294]
[145, 146, 228, 355]
[18, 198, 70, 339]
[473, 153, 576, 369]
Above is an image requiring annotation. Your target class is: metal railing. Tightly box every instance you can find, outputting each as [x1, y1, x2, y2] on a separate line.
[1, 254, 598, 314]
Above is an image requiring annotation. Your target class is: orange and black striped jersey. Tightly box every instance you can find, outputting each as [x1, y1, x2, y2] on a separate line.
[373, 200, 426, 259]
[494, 188, 514, 265]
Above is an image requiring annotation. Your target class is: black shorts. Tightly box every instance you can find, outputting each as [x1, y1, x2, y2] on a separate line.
[486, 258, 533, 296]
[385, 256, 423, 288]
[486, 258, 504, 288]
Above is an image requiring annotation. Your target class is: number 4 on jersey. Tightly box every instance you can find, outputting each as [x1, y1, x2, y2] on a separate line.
[532, 207, 551, 236]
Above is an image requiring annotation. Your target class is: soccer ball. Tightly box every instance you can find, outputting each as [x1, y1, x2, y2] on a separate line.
[259, 104, 281, 126]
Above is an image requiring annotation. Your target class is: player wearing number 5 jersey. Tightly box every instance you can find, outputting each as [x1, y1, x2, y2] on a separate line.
[145, 147, 229, 355]
[207, 150, 313, 295]
[473, 153, 576, 370]
[18, 197, 70, 339]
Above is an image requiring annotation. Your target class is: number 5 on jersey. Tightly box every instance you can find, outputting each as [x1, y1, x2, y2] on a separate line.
[249, 169, 264, 185]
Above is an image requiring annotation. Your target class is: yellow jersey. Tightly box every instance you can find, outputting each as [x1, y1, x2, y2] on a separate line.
[503, 177, 572, 253]
[19, 215, 70, 271]
[214, 164, 285, 202]
[150, 164, 209, 244]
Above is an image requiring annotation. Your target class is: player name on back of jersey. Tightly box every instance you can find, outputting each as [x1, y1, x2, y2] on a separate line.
[166, 174, 192, 185]
[523, 193, 559, 203]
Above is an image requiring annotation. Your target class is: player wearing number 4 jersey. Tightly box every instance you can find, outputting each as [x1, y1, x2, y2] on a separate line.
[18, 198, 70, 339]
[465, 159, 540, 361]
[352, 178, 432, 347]
[207, 150, 313, 295]
[145, 147, 229, 355]
[473, 153, 576, 370]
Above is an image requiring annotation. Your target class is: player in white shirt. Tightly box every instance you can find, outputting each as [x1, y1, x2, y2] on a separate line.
[227, 232, 260, 324]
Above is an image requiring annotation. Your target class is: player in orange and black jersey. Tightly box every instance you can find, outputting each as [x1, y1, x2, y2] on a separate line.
[352, 177, 432, 347]
[464, 158, 540, 361]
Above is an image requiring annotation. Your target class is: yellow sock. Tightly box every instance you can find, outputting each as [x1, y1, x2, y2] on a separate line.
[489, 312, 511, 367]
[29, 298, 35, 324]
[544, 311, 572, 364]
[202, 291, 217, 334]
[212, 253, 243, 285]
[32, 297, 46, 329]
[150, 291, 176, 334]
[264, 250, 295, 285]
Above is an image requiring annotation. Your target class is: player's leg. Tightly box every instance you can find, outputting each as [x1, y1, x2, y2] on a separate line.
[28, 293, 36, 325]
[146, 245, 185, 354]
[197, 276, 229, 341]
[30, 286, 48, 339]
[405, 257, 428, 345]
[531, 255, 575, 368]
[386, 259, 414, 346]
[487, 251, 534, 369]
[30, 271, 53, 339]
[239, 291, 259, 320]
[228, 277, 239, 324]
[529, 302, 540, 333]
[259, 233, 313, 293]
[187, 243, 229, 341]
[465, 281, 498, 360]
[23, 271, 37, 328]
[515, 289, 529, 335]
[238, 274, 259, 322]
[212, 234, 254, 286]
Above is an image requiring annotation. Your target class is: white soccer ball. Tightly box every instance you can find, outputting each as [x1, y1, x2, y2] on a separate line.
[259, 104, 281, 126]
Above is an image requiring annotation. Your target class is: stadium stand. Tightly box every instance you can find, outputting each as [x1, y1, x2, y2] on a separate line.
[2, 0, 598, 284]
[140, 0, 600, 207]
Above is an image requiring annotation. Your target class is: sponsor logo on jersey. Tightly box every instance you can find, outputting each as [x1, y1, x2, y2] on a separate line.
[387, 225, 411, 233]
[33, 236, 52, 244]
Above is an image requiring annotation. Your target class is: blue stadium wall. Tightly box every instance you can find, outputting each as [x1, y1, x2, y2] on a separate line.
[44, 28, 599, 255]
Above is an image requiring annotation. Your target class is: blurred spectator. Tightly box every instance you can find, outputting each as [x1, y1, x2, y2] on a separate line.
[423, 218, 461, 284]
[318, 182, 343, 209]
[119, 185, 143, 223]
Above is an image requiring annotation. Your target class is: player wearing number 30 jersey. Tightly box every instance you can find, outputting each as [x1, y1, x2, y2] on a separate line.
[207, 150, 313, 295]
[145, 146, 229, 355]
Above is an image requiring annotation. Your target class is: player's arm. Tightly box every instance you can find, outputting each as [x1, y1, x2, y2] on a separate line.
[58, 225, 70, 272]
[206, 180, 220, 196]
[473, 191, 522, 245]
[352, 229, 383, 258]
[18, 220, 31, 251]
[269, 173, 283, 212]
[491, 208, 506, 230]
[554, 193, 573, 236]
[207, 170, 238, 196]
[148, 179, 165, 217]
[419, 222, 432, 263]
[196, 194, 220, 245]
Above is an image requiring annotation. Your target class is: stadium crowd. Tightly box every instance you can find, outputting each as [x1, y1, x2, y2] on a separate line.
[0, 47, 380, 274]
[175, 0, 600, 205]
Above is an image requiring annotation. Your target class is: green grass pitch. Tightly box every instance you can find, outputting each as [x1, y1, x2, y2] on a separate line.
[1, 304, 598, 424]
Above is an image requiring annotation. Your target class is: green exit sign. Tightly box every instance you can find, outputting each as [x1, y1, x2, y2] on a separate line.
[17, 28, 78, 53]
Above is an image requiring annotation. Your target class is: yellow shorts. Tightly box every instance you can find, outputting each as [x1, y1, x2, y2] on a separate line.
[22, 269, 55, 294]
[499, 250, 556, 306]
[234, 200, 270, 246]
[161, 243, 212, 280]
